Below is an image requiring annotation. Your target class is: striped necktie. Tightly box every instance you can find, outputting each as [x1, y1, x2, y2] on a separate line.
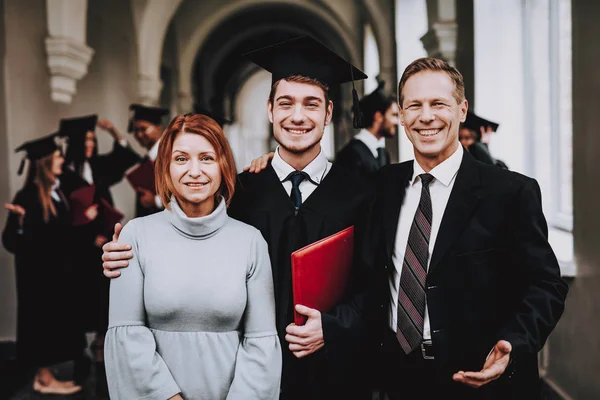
[396, 173, 434, 354]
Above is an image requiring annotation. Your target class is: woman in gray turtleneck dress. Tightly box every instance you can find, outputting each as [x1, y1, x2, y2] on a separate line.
[104, 114, 281, 400]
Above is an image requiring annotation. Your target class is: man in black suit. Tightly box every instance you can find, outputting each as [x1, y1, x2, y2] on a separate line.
[363, 57, 568, 399]
[335, 82, 399, 177]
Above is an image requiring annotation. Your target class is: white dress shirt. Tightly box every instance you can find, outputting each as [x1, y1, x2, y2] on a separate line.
[354, 129, 386, 159]
[271, 146, 331, 203]
[147, 139, 160, 162]
[389, 145, 463, 339]
[50, 179, 63, 202]
[81, 160, 94, 185]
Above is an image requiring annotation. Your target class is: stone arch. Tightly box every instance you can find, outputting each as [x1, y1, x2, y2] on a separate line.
[363, 0, 398, 87]
[176, 0, 361, 110]
[134, 0, 183, 104]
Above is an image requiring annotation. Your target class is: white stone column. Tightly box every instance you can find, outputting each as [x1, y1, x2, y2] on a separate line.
[420, 0, 457, 65]
[44, 0, 94, 104]
[177, 91, 195, 113]
[137, 74, 164, 106]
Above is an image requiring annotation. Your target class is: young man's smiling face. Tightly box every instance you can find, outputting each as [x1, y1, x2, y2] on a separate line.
[400, 70, 468, 169]
[268, 79, 333, 156]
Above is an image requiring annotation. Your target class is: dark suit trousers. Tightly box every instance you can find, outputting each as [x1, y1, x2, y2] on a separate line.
[381, 329, 505, 400]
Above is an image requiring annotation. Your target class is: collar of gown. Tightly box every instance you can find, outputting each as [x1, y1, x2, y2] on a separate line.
[167, 195, 228, 240]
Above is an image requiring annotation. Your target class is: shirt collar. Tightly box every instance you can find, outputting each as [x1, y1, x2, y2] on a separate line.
[355, 129, 385, 155]
[411, 144, 463, 187]
[272, 146, 328, 184]
[51, 178, 61, 192]
[148, 138, 161, 161]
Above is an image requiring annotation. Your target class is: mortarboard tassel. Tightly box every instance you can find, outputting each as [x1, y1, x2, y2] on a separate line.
[350, 65, 364, 129]
[17, 156, 25, 175]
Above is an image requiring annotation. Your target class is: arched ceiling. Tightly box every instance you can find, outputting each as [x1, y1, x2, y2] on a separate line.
[189, 2, 361, 122]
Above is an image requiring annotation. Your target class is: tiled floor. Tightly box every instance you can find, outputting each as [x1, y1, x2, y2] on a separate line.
[2, 362, 563, 400]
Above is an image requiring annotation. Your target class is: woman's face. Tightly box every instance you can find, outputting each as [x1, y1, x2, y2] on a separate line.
[85, 131, 96, 159]
[169, 132, 222, 217]
[459, 127, 477, 149]
[51, 150, 64, 177]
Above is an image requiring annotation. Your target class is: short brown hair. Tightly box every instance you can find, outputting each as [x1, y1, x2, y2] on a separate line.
[398, 58, 465, 106]
[155, 113, 237, 208]
[268, 75, 330, 105]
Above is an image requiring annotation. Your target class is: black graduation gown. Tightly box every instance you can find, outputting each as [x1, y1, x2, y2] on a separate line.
[61, 141, 140, 332]
[468, 142, 509, 170]
[229, 163, 373, 400]
[335, 139, 389, 178]
[2, 184, 86, 368]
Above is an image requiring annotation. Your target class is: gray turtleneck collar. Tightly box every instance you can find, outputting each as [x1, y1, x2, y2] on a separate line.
[167, 196, 228, 240]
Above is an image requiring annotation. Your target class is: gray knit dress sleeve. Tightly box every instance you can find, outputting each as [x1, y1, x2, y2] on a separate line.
[227, 231, 282, 399]
[104, 220, 181, 400]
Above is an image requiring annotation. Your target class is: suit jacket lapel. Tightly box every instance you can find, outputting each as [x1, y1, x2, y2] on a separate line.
[428, 151, 481, 275]
[383, 162, 413, 259]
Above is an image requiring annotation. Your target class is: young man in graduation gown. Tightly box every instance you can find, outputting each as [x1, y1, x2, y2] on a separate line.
[126, 104, 170, 217]
[335, 80, 399, 177]
[101, 37, 374, 399]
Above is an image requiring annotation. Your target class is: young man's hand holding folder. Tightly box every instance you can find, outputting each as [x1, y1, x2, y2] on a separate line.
[286, 226, 354, 358]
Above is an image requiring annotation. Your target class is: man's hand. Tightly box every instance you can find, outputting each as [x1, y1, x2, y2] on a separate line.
[102, 223, 133, 278]
[137, 188, 155, 208]
[452, 340, 512, 388]
[285, 305, 324, 358]
[243, 152, 275, 173]
[480, 125, 494, 145]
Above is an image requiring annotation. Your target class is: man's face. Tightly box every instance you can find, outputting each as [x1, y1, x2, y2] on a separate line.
[268, 79, 333, 155]
[132, 120, 161, 150]
[400, 71, 467, 167]
[378, 102, 400, 138]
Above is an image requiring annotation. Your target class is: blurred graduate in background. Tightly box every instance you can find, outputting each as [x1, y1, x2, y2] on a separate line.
[2, 134, 86, 395]
[459, 111, 508, 169]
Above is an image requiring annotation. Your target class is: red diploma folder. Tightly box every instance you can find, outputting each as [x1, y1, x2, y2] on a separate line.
[69, 185, 96, 226]
[126, 159, 156, 194]
[291, 226, 354, 326]
[98, 198, 124, 235]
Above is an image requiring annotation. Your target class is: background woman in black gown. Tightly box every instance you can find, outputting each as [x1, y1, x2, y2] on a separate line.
[2, 134, 85, 395]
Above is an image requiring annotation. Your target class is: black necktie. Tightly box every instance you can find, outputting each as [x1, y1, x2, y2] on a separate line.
[285, 171, 309, 211]
[377, 147, 388, 168]
[396, 173, 434, 354]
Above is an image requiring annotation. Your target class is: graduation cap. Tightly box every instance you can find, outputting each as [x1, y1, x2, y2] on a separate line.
[15, 133, 60, 175]
[58, 115, 98, 140]
[58, 115, 99, 162]
[245, 36, 368, 128]
[462, 111, 500, 134]
[128, 104, 170, 132]
[196, 107, 231, 127]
